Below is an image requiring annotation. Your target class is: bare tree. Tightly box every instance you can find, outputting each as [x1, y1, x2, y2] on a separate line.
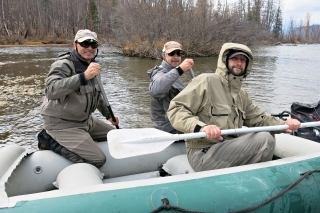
[287, 18, 297, 43]
[304, 12, 311, 42]
[310, 25, 320, 42]
[1, 0, 11, 37]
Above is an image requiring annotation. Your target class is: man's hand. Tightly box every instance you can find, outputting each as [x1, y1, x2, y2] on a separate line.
[284, 118, 301, 133]
[108, 116, 120, 126]
[201, 125, 223, 141]
[179, 58, 194, 72]
[84, 62, 101, 80]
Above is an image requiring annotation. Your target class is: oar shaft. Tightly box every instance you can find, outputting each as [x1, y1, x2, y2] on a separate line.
[121, 122, 320, 144]
[190, 68, 195, 78]
[191, 122, 320, 139]
[96, 76, 119, 129]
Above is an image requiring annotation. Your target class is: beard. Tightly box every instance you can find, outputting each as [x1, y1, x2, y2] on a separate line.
[230, 66, 245, 76]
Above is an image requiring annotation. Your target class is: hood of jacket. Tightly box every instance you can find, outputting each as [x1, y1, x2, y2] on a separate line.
[215, 42, 253, 97]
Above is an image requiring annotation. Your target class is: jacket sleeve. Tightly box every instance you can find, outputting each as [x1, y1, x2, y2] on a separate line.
[167, 77, 208, 133]
[149, 67, 181, 99]
[243, 90, 286, 128]
[45, 59, 81, 100]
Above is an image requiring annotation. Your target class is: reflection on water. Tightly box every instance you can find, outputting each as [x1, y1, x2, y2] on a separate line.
[0, 44, 319, 149]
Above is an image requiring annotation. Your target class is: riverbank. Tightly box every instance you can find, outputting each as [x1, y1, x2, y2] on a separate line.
[0, 42, 70, 47]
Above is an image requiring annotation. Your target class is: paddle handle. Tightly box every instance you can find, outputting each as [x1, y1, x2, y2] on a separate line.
[96, 76, 119, 129]
[189, 68, 195, 78]
[122, 122, 320, 144]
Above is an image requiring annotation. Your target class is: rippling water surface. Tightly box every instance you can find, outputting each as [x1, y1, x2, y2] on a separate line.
[0, 44, 319, 149]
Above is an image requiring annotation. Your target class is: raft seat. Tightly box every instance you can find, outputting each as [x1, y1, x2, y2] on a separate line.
[54, 163, 104, 190]
[101, 155, 194, 184]
[162, 154, 195, 175]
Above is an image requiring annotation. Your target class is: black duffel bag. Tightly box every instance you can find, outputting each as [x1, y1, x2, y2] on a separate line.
[290, 101, 320, 142]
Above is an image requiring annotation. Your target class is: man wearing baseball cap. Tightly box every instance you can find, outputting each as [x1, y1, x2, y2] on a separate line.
[168, 42, 301, 172]
[38, 29, 119, 169]
[147, 41, 194, 134]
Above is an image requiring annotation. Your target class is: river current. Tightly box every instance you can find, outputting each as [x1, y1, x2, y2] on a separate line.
[0, 44, 319, 150]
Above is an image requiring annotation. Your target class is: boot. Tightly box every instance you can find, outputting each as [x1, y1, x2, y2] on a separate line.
[37, 129, 63, 154]
[37, 129, 50, 150]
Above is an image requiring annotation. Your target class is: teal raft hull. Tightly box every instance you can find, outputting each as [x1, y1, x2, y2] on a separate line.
[1, 133, 320, 213]
[2, 154, 320, 213]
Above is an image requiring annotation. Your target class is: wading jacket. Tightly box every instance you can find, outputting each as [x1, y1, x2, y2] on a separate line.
[148, 60, 185, 133]
[167, 43, 285, 148]
[40, 50, 110, 130]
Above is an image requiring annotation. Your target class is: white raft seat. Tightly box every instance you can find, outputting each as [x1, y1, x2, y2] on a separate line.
[99, 158, 193, 185]
[54, 163, 104, 190]
[162, 155, 195, 175]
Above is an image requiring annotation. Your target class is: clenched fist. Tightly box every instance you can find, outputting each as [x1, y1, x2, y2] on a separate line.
[84, 62, 101, 80]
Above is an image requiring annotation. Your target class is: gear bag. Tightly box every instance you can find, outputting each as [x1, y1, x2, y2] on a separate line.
[290, 101, 320, 142]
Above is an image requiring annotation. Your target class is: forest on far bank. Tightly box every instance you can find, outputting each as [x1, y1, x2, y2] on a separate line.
[1, 0, 319, 59]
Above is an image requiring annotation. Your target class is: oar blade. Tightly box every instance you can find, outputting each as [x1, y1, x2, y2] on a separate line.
[108, 128, 175, 159]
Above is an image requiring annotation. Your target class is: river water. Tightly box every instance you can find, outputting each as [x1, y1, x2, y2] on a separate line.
[0, 44, 319, 150]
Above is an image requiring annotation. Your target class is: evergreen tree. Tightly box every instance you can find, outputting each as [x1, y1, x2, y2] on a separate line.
[87, 0, 100, 31]
[273, 5, 282, 39]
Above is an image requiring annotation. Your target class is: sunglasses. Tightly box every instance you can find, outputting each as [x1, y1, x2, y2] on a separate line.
[167, 50, 182, 57]
[77, 40, 99, 49]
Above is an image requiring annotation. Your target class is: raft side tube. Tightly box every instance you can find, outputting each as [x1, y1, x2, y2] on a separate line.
[5, 142, 186, 197]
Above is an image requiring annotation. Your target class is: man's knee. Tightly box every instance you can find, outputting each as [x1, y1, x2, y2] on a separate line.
[60, 147, 106, 168]
[90, 155, 106, 168]
[60, 147, 86, 163]
[85, 150, 106, 168]
[262, 132, 275, 148]
[255, 132, 275, 161]
[255, 132, 275, 144]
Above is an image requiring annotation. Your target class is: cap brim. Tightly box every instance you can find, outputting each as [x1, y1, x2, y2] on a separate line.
[77, 37, 98, 43]
[165, 47, 182, 54]
[229, 52, 249, 59]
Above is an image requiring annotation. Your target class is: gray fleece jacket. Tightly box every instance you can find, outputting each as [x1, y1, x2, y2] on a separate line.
[147, 60, 185, 133]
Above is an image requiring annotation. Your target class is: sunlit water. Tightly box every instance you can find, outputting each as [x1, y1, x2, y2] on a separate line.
[0, 44, 319, 150]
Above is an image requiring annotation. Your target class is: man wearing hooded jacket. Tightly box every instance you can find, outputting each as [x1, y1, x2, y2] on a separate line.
[167, 42, 300, 172]
[39, 29, 119, 168]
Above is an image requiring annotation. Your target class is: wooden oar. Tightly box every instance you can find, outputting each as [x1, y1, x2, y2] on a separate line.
[108, 122, 320, 159]
[96, 75, 119, 129]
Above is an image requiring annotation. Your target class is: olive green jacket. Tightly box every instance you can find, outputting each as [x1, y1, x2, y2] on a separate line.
[40, 52, 111, 130]
[167, 43, 285, 148]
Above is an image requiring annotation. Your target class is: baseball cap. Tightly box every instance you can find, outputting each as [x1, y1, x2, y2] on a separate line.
[162, 41, 182, 54]
[228, 51, 249, 59]
[74, 29, 98, 43]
